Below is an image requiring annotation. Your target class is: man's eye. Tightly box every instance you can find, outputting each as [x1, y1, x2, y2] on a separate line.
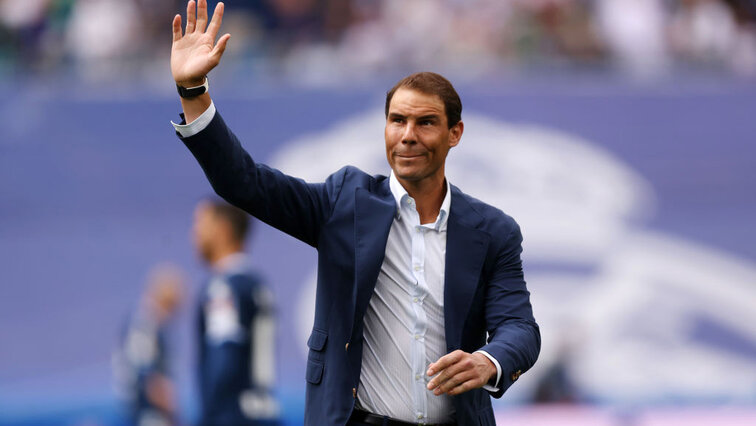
[420, 120, 433, 126]
[393, 118, 404, 123]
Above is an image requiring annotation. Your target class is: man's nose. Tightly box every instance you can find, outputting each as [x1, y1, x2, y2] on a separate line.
[402, 122, 417, 144]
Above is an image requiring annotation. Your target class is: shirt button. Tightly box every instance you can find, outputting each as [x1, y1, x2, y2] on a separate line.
[414, 265, 420, 271]
[415, 374, 421, 380]
[413, 297, 419, 303]
[414, 334, 420, 340]
[417, 414, 423, 419]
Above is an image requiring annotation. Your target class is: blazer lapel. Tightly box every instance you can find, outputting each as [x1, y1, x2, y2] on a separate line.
[352, 180, 396, 333]
[444, 186, 490, 351]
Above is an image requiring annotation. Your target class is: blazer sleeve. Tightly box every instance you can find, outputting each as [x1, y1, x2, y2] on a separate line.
[479, 220, 541, 398]
[179, 110, 346, 247]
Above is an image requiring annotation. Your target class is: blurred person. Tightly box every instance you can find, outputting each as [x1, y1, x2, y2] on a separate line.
[278, 0, 459, 83]
[132, 0, 184, 56]
[532, 360, 577, 404]
[594, 0, 670, 76]
[726, 0, 756, 75]
[267, 0, 322, 45]
[668, 0, 756, 75]
[0, 0, 52, 65]
[512, 0, 605, 64]
[266, 0, 352, 44]
[336, 0, 456, 78]
[65, 0, 141, 78]
[531, 339, 580, 404]
[113, 264, 186, 426]
[192, 198, 280, 425]
[169, 1, 540, 424]
[668, 0, 739, 67]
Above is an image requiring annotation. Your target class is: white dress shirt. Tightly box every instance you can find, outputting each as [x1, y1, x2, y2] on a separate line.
[172, 105, 501, 423]
[357, 173, 501, 424]
[356, 172, 453, 423]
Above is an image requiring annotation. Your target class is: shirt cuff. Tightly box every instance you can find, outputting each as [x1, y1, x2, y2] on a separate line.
[475, 350, 502, 392]
[171, 101, 216, 137]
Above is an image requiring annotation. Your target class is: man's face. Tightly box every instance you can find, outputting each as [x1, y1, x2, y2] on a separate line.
[192, 203, 218, 263]
[385, 88, 463, 185]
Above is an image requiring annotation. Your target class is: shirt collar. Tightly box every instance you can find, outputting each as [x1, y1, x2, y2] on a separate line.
[389, 171, 452, 231]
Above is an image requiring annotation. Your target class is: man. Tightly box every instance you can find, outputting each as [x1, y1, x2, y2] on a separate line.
[114, 264, 185, 426]
[170, 1, 540, 424]
[192, 198, 280, 425]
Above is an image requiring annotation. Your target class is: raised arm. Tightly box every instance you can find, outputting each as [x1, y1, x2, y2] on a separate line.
[171, 0, 230, 122]
[171, 1, 346, 247]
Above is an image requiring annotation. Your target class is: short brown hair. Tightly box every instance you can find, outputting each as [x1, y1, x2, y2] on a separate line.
[205, 198, 251, 244]
[385, 72, 462, 128]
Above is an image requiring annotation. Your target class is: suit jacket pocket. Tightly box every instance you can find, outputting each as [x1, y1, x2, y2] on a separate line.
[307, 328, 328, 351]
[306, 359, 324, 385]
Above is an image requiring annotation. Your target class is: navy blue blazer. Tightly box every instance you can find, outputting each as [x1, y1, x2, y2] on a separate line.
[180, 111, 540, 426]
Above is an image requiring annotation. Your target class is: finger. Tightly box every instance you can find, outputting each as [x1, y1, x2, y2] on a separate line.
[210, 33, 231, 61]
[427, 350, 462, 376]
[172, 14, 182, 42]
[186, 0, 196, 33]
[427, 359, 467, 391]
[207, 2, 224, 39]
[196, 0, 208, 33]
[436, 369, 477, 395]
[446, 376, 480, 396]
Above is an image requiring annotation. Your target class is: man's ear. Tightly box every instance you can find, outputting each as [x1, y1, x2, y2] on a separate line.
[449, 121, 464, 148]
[217, 219, 234, 245]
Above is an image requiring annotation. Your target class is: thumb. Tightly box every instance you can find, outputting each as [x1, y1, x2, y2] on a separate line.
[211, 34, 231, 61]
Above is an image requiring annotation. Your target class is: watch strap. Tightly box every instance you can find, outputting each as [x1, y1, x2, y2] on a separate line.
[176, 77, 209, 98]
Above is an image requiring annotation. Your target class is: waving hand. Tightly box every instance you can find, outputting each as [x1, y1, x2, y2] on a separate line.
[171, 0, 230, 87]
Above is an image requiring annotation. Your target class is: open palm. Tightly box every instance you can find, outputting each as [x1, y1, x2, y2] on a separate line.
[171, 0, 230, 87]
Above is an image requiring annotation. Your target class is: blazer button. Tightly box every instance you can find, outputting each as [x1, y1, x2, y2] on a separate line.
[352, 387, 357, 398]
[510, 370, 522, 382]
[345, 342, 349, 351]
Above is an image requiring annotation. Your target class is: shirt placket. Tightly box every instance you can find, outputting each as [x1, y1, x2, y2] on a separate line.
[406, 197, 430, 423]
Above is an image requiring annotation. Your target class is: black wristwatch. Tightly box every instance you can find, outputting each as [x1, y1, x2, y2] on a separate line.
[176, 77, 209, 98]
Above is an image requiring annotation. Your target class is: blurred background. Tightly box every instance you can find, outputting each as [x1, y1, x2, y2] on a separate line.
[1, 0, 755, 424]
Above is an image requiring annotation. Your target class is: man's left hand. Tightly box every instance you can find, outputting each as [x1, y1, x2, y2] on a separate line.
[426, 350, 496, 396]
